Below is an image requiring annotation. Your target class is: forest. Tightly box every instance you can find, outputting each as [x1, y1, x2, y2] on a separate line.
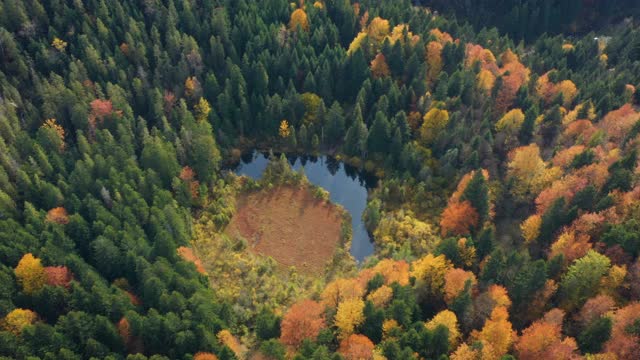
[0, 0, 640, 359]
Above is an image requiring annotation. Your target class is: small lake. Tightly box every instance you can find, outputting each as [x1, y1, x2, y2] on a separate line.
[232, 151, 377, 262]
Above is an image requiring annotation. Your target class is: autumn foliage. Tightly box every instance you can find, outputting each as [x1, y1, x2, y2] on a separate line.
[473, 306, 515, 360]
[46, 207, 69, 224]
[2, 309, 37, 335]
[15, 253, 46, 295]
[280, 299, 326, 348]
[193, 353, 218, 360]
[338, 334, 374, 360]
[335, 298, 365, 338]
[515, 309, 579, 360]
[603, 302, 640, 359]
[177, 246, 206, 274]
[44, 266, 73, 288]
[321, 277, 365, 308]
[289, 8, 309, 32]
[444, 268, 476, 303]
[440, 200, 479, 237]
[370, 53, 390, 78]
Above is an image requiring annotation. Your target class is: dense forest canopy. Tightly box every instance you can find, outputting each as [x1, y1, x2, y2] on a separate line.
[1, 0, 640, 359]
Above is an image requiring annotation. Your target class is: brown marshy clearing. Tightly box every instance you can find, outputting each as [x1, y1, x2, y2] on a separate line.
[225, 185, 345, 273]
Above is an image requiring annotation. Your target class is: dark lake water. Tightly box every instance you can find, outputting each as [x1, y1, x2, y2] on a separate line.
[232, 151, 377, 262]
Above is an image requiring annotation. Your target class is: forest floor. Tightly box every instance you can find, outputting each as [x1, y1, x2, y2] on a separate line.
[225, 185, 344, 273]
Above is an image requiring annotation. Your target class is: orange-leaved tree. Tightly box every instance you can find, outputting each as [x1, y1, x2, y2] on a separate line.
[289, 8, 309, 32]
[515, 309, 579, 360]
[338, 334, 375, 360]
[44, 266, 73, 288]
[439, 201, 479, 237]
[370, 53, 390, 78]
[46, 207, 69, 225]
[280, 299, 326, 348]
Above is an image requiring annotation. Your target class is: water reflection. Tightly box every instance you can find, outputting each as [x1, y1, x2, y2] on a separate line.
[231, 151, 377, 261]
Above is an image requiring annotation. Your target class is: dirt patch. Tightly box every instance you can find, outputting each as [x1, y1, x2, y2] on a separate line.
[225, 185, 344, 272]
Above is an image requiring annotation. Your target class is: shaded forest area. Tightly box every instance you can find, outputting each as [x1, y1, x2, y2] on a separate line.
[424, 0, 640, 41]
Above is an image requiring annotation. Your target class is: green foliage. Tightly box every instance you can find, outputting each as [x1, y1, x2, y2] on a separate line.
[559, 251, 611, 311]
[578, 316, 612, 354]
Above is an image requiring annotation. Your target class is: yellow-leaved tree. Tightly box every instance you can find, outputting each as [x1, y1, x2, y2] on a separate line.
[420, 107, 449, 144]
[279, 120, 291, 138]
[335, 298, 365, 339]
[474, 306, 515, 360]
[367, 17, 390, 44]
[507, 144, 560, 200]
[14, 253, 46, 295]
[495, 108, 525, 133]
[51, 37, 67, 51]
[521, 214, 542, 243]
[194, 98, 211, 122]
[321, 278, 365, 308]
[425, 310, 461, 347]
[2, 308, 37, 335]
[410, 254, 451, 302]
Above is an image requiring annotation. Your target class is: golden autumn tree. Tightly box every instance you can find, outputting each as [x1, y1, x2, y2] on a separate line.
[507, 144, 560, 200]
[370, 259, 410, 286]
[474, 306, 515, 360]
[321, 278, 365, 308]
[367, 17, 390, 44]
[520, 214, 542, 244]
[439, 201, 479, 237]
[477, 69, 496, 93]
[411, 254, 451, 301]
[289, 8, 310, 32]
[366, 285, 393, 308]
[370, 53, 390, 78]
[51, 37, 67, 51]
[184, 76, 200, 98]
[450, 343, 480, 360]
[495, 108, 525, 133]
[2, 309, 37, 335]
[347, 32, 368, 55]
[279, 120, 291, 138]
[280, 299, 326, 348]
[549, 231, 592, 263]
[420, 107, 449, 144]
[426, 310, 461, 347]
[15, 253, 46, 295]
[194, 98, 211, 122]
[335, 298, 365, 338]
[338, 334, 375, 360]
